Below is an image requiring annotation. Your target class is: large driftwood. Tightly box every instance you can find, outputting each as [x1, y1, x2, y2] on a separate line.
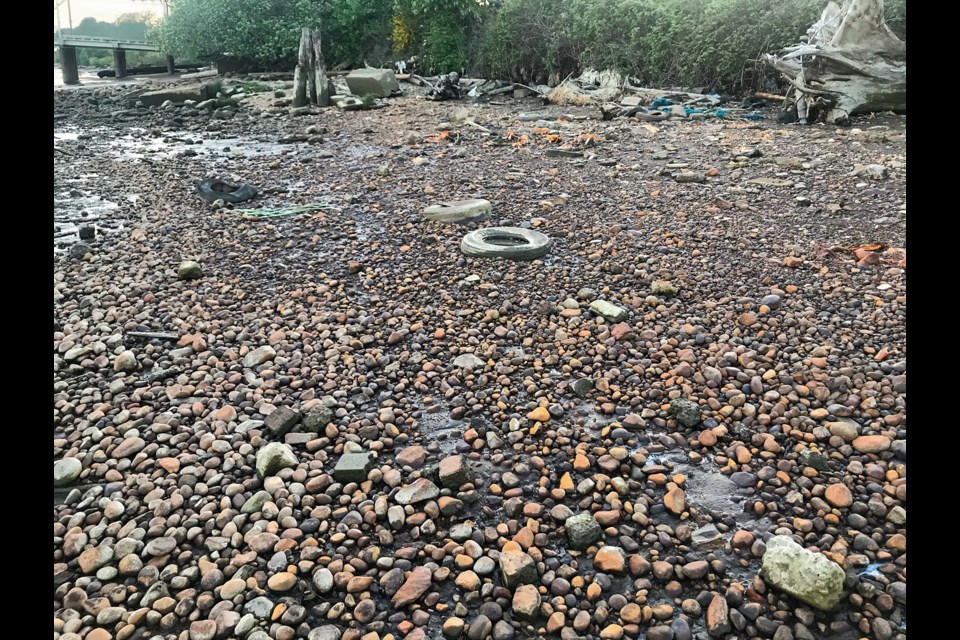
[293, 27, 330, 108]
[763, 0, 905, 124]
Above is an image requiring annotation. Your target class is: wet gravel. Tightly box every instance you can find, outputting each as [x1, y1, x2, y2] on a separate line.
[54, 77, 906, 640]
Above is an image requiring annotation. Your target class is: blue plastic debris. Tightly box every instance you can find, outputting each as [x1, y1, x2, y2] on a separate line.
[683, 107, 702, 116]
[743, 112, 764, 120]
[712, 109, 727, 118]
[650, 97, 673, 108]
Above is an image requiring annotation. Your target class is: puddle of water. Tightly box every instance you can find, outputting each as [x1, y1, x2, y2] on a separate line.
[53, 193, 121, 249]
[110, 133, 303, 160]
[414, 408, 465, 457]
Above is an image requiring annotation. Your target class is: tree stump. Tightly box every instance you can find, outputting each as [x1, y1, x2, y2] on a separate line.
[763, 0, 905, 124]
[293, 27, 330, 108]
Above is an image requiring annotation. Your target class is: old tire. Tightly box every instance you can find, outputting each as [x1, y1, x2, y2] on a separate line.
[423, 199, 491, 222]
[197, 178, 257, 204]
[460, 227, 551, 260]
[634, 109, 669, 122]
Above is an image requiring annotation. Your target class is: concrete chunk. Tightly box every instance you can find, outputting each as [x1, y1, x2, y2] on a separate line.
[334, 452, 374, 483]
[345, 69, 400, 98]
[138, 83, 216, 107]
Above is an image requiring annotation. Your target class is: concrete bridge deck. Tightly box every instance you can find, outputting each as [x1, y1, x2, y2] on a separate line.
[54, 35, 172, 85]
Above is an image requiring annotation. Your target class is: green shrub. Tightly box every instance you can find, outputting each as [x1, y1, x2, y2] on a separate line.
[154, 0, 324, 65]
[478, 0, 906, 92]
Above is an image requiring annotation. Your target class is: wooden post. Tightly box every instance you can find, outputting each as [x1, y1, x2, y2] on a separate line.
[311, 29, 330, 107]
[292, 27, 330, 108]
[292, 28, 311, 108]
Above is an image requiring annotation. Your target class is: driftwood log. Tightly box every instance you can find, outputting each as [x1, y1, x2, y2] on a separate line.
[763, 0, 905, 124]
[293, 28, 330, 108]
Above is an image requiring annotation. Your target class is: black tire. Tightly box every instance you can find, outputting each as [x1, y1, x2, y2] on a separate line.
[197, 178, 257, 204]
[460, 227, 552, 260]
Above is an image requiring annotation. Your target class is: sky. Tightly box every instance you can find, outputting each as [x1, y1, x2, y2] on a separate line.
[53, 0, 165, 27]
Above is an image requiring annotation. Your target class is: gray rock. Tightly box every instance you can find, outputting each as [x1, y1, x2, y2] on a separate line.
[886, 506, 906, 526]
[264, 406, 300, 436]
[141, 581, 170, 607]
[54, 458, 82, 487]
[761, 294, 782, 310]
[243, 346, 276, 368]
[177, 260, 203, 280]
[438, 454, 470, 488]
[241, 490, 271, 514]
[691, 524, 724, 548]
[145, 536, 177, 556]
[308, 625, 342, 640]
[388, 505, 406, 529]
[394, 478, 440, 505]
[313, 567, 334, 593]
[450, 523, 473, 541]
[499, 550, 538, 587]
[851, 163, 888, 180]
[303, 405, 334, 432]
[760, 535, 845, 610]
[113, 350, 138, 372]
[453, 353, 486, 370]
[474, 556, 496, 576]
[64, 345, 91, 362]
[572, 378, 594, 397]
[69, 242, 92, 259]
[730, 472, 756, 487]
[675, 171, 705, 183]
[255, 442, 298, 479]
[589, 300, 628, 322]
[334, 452, 374, 483]
[670, 398, 701, 427]
[492, 619, 515, 640]
[565, 512, 603, 550]
[468, 614, 493, 640]
[245, 596, 275, 619]
[798, 449, 830, 472]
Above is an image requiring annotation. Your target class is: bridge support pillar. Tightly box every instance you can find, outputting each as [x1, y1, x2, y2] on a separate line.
[61, 46, 80, 85]
[113, 49, 128, 79]
[166, 55, 175, 74]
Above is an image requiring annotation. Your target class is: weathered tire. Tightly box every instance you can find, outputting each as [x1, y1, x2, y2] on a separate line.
[634, 109, 669, 122]
[423, 199, 491, 222]
[197, 178, 257, 204]
[460, 227, 551, 260]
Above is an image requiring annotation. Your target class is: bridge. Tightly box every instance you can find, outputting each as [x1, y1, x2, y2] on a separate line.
[54, 35, 174, 85]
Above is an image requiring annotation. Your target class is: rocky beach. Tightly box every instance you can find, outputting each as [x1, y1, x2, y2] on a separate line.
[54, 74, 906, 640]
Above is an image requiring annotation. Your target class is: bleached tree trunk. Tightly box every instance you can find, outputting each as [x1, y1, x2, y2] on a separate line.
[763, 0, 905, 124]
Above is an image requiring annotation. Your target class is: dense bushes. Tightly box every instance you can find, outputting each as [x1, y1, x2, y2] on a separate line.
[154, 0, 906, 93]
[153, 0, 322, 67]
[478, 0, 906, 92]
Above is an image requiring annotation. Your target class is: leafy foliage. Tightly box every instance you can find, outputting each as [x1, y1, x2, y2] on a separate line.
[148, 0, 905, 92]
[478, 0, 906, 92]
[154, 0, 323, 65]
